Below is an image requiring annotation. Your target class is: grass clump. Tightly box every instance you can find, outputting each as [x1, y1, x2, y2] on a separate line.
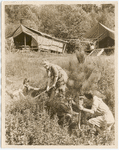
[76, 50, 85, 64]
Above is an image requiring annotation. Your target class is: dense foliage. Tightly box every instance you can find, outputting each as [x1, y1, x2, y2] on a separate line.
[5, 4, 115, 40]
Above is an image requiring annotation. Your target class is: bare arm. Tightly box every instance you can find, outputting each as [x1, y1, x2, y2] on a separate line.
[69, 104, 79, 115]
[51, 65, 58, 86]
[27, 85, 40, 91]
[46, 70, 51, 88]
[53, 76, 58, 86]
[82, 108, 94, 114]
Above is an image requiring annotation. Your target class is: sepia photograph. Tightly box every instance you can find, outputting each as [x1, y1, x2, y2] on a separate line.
[2, 1, 118, 148]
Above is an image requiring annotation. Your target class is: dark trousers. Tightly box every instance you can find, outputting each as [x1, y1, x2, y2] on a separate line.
[47, 87, 56, 100]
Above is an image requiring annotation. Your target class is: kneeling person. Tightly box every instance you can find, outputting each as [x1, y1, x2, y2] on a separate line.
[79, 91, 115, 134]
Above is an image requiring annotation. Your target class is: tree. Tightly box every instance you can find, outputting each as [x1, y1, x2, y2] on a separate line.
[5, 4, 115, 41]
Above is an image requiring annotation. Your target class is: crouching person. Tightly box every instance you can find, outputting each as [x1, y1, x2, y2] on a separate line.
[43, 61, 68, 100]
[79, 91, 115, 135]
[6, 78, 29, 100]
[6, 78, 40, 100]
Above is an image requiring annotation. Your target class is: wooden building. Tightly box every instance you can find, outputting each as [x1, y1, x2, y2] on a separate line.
[7, 24, 67, 53]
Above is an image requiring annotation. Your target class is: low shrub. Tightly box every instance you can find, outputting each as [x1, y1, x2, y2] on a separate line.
[76, 50, 85, 64]
[6, 96, 115, 145]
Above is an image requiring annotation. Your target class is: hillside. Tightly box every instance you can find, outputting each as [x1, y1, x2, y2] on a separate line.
[5, 4, 115, 40]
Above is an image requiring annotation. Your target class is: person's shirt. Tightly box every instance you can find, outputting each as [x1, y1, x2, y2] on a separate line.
[47, 64, 64, 79]
[91, 96, 110, 115]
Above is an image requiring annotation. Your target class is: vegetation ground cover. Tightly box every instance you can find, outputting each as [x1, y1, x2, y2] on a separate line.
[5, 51, 115, 145]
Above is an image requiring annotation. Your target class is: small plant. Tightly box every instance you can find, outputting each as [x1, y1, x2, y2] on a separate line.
[76, 50, 85, 64]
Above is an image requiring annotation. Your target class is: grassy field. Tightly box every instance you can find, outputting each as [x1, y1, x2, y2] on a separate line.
[5, 51, 115, 145]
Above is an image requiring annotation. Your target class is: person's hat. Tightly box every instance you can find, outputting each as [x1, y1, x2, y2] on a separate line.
[42, 60, 50, 67]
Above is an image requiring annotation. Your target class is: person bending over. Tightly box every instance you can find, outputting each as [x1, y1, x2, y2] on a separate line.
[43, 61, 68, 100]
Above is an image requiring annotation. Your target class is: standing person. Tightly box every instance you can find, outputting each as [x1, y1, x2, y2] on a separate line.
[79, 91, 115, 134]
[43, 61, 68, 100]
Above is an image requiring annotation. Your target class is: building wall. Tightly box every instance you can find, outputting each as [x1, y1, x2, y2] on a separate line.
[31, 37, 38, 47]
[37, 35, 64, 53]
[13, 32, 65, 53]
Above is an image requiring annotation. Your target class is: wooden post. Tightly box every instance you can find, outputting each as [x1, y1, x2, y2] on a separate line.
[78, 110, 81, 129]
[10, 38, 14, 52]
[24, 34, 26, 49]
[10, 41, 12, 52]
[63, 43, 66, 54]
[98, 22, 99, 48]
[50, 40, 52, 53]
